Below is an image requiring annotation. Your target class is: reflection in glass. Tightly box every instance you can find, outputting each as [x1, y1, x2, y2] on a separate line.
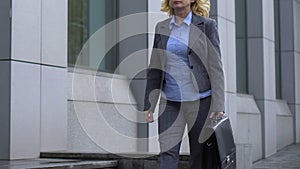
[68, 0, 118, 72]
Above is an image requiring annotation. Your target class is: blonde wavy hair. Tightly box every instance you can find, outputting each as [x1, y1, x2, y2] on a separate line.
[161, 0, 210, 17]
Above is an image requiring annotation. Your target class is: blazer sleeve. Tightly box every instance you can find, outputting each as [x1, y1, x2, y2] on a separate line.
[206, 19, 225, 113]
[144, 24, 164, 112]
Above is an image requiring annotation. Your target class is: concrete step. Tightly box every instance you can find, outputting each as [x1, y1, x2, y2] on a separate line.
[0, 158, 118, 169]
[29, 160, 118, 169]
[40, 152, 190, 169]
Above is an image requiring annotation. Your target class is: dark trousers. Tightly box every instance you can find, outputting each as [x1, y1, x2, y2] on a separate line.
[157, 96, 211, 169]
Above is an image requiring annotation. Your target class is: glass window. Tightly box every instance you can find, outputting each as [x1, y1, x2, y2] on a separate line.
[68, 0, 118, 72]
[236, 0, 248, 93]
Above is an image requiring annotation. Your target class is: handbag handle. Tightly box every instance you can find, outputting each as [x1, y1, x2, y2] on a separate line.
[210, 116, 229, 129]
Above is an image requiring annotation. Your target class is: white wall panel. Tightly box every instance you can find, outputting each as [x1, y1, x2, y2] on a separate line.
[296, 105, 300, 142]
[256, 100, 277, 157]
[218, 17, 236, 93]
[294, 0, 300, 52]
[67, 101, 138, 153]
[217, 0, 235, 22]
[277, 116, 294, 150]
[263, 0, 275, 41]
[295, 52, 300, 142]
[41, 0, 67, 67]
[11, 0, 41, 63]
[69, 70, 137, 105]
[40, 66, 67, 151]
[236, 113, 262, 161]
[263, 39, 276, 100]
[10, 61, 40, 159]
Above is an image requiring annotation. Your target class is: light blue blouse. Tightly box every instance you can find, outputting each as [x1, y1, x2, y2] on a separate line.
[162, 12, 211, 102]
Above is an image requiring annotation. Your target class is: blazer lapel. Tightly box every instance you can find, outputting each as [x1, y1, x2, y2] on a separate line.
[189, 14, 205, 48]
[158, 22, 171, 49]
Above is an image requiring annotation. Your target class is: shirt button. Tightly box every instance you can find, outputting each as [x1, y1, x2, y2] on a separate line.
[188, 50, 192, 55]
[190, 65, 194, 69]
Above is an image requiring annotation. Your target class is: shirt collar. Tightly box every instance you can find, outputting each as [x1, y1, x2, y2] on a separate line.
[169, 11, 192, 30]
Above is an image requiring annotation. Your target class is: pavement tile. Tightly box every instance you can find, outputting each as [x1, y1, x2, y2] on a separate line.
[253, 143, 300, 169]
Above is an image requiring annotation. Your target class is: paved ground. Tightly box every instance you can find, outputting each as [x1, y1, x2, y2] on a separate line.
[253, 143, 300, 169]
[0, 143, 299, 169]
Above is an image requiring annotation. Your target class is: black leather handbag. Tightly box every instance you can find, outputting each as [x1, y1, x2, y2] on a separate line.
[202, 116, 236, 169]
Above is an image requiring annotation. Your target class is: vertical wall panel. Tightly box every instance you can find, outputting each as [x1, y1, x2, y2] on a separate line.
[262, 0, 275, 41]
[280, 0, 294, 51]
[41, 0, 68, 67]
[294, 0, 300, 53]
[0, 0, 11, 160]
[40, 0, 68, 151]
[0, 0, 11, 59]
[10, 61, 41, 159]
[246, 0, 263, 37]
[11, 0, 41, 63]
[246, 0, 278, 158]
[0, 62, 11, 159]
[41, 66, 67, 151]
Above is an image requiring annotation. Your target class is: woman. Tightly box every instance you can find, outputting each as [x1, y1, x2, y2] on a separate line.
[144, 0, 225, 168]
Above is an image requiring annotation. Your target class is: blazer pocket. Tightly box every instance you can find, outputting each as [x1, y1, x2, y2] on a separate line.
[191, 69, 211, 92]
[190, 71, 199, 91]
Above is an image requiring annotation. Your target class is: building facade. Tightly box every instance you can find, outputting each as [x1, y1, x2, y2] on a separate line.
[0, 0, 300, 165]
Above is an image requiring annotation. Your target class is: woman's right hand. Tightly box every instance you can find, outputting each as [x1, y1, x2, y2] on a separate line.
[144, 110, 154, 123]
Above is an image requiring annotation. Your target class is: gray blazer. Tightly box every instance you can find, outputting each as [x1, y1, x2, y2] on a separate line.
[144, 13, 225, 114]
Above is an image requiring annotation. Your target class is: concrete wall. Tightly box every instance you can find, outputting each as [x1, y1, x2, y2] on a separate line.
[40, 0, 68, 152]
[9, 0, 43, 159]
[214, 0, 296, 162]
[67, 69, 139, 153]
[292, 0, 300, 143]
[0, 0, 11, 60]
[0, 0, 11, 160]
[0, 0, 68, 159]
[278, 0, 300, 144]
[245, 0, 279, 158]
[275, 100, 294, 150]
[0, 62, 11, 159]
[236, 94, 262, 161]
